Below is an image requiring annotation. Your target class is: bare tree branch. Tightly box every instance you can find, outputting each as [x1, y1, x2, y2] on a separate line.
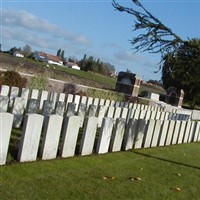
[112, 0, 184, 58]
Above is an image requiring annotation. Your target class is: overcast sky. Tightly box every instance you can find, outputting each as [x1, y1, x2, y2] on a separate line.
[1, 0, 200, 81]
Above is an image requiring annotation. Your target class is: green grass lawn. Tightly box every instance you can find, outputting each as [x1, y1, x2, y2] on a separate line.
[1, 142, 199, 200]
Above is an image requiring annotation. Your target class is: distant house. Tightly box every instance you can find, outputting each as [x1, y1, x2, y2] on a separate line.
[14, 52, 24, 58]
[33, 51, 63, 66]
[64, 61, 80, 70]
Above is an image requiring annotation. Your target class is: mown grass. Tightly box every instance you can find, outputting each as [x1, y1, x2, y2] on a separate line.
[1, 142, 199, 200]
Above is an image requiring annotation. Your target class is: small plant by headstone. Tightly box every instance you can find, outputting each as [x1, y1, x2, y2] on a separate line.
[29, 74, 48, 91]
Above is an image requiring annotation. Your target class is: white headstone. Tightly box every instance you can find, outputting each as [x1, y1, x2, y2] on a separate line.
[86, 97, 93, 110]
[121, 108, 128, 119]
[58, 93, 66, 102]
[151, 120, 162, 147]
[81, 96, 87, 105]
[0, 85, 10, 96]
[60, 116, 81, 158]
[99, 99, 105, 106]
[123, 118, 138, 150]
[39, 91, 48, 109]
[143, 120, 156, 148]
[40, 115, 63, 160]
[105, 99, 110, 107]
[193, 122, 200, 142]
[0, 113, 13, 165]
[49, 92, 57, 109]
[93, 98, 99, 106]
[183, 121, 192, 143]
[21, 88, 29, 107]
[158, 120, 170, 146]
[165, 121, 175, 145]
[107, 106, 115, 118]
[177, 121, 186, 144]
[114, 107, 122, 120]
[18, 114, 44, 162]
[134, 119, 147, 149]
[110, 118, 126, 152]
[31, 89, 39, 99]
[171, 121, 181, 145]
[96, 117, 114, 154]
[74, 95, 80, 112]
[79, 117, 98, 156]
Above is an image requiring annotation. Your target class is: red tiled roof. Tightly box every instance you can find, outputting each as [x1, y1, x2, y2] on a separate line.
[38, 52, 63, 62]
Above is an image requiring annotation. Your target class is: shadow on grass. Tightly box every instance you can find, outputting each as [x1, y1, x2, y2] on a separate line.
[132, 151, 200, 170]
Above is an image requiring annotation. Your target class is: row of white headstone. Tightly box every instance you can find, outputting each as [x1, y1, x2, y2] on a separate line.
[1, 112, 200, 165]
[0, 85, 165, 112]
[0, 94, 191, 129]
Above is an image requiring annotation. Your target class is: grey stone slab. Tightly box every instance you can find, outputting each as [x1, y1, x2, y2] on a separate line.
[97, 105, 108, 128]
[60, 116, 81, 158]
[88, 105, 98, 117]
[26, 99, 39, 113]
[96, 117, 114, 154]
[66, 102, 76, 117]
[42, 100, 54, 116]
[18, 114, 44, 162]
[0, 95, 9, 112]
[40, 115, 63, 160]
[79, 117, 98, 156]
[0, 113, 13, 165]
[21, 88, 29, 107]
[55, 101, 65, 116]
[9, 86, 19, 107]
[12, 97, 26, 128]
[123, 118, 138, 151]
[110, 118, 126, 152]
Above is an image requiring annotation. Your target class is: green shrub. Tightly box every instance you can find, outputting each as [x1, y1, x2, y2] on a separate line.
[29, 75, 49, 91]
[0, 70, 27, 88]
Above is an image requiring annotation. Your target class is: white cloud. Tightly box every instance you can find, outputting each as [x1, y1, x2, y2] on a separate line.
[2, 9, 91, 49]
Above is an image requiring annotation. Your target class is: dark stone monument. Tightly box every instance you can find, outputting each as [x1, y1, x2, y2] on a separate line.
[115, 72, 141, 97]
[165, 87, 184, 107]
